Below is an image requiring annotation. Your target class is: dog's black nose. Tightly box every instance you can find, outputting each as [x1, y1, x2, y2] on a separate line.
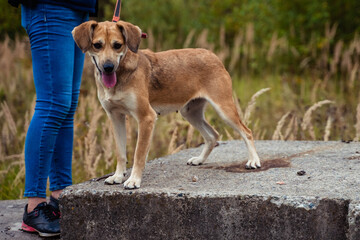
[103, 62, 114, 73]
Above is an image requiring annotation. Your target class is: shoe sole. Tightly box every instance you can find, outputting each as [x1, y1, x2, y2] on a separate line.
[21, 222, 60, 237]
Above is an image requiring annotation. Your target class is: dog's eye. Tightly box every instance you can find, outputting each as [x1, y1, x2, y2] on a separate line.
[93, 43, 102, 49]
[113, 43, 122, 50]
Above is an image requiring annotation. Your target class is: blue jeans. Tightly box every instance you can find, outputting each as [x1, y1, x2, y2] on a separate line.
[21, 4, 88, 198]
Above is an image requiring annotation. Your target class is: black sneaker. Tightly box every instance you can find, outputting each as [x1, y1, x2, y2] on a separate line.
[48, 195, 61, 219]
[21, 202, 60, 237]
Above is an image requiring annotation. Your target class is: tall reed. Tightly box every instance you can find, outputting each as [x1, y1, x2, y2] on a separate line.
[1, 22, 360, 199]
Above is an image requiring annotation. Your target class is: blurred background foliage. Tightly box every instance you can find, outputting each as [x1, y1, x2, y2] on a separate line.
[2, 0, 360, 76]
[3, 0, 360, 45]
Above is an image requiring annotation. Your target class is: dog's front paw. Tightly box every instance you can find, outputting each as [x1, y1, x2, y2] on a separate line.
[187, 157, 205, 166]
[123, 176, 141, 189]
[105, 173, 125, 185]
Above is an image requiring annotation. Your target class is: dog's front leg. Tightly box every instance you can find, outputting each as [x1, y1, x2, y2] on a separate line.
[124, 110, 156, 189]
[105, 112, 127, 185]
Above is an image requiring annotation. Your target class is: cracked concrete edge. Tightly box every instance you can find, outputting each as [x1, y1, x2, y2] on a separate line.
[348, 201, 360, 240]
[60, 189, 351, 212]
[0, 196, 357, 239]
[60, 184, 355, 216]
[59, 191, 353, 240]
[61, 184, 348, 211]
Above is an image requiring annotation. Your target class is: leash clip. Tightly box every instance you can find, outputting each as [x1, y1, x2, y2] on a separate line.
[112, 0, 121, 22]
[112, 16, 120, 22]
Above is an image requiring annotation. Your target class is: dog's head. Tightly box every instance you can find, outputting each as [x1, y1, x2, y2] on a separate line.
[72, 20, 142, 88]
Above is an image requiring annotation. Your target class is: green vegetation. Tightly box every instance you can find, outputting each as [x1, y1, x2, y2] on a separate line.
[1, 0, 359, 200]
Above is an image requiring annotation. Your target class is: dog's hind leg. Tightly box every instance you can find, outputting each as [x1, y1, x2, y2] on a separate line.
[105, 112, 128, 184]
[207, 96, 261, 169]
[180, 98, 219, 166]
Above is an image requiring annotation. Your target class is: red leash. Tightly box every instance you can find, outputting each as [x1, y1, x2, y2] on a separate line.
[112, 0, 148, 39]
[112, 0, 121, 22]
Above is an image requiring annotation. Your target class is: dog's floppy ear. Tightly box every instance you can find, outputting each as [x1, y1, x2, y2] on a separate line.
[72, 20, 98, 53]
[117, 21, 141, 53]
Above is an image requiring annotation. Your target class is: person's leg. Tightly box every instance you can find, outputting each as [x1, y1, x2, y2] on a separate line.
[23, 4, 87, 209]
[21, 4, 47, 212]
[49, 10, 88, 199]
[21, 4, 65, 234]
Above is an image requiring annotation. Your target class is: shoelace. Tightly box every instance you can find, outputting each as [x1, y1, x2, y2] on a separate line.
[42, 204, 59, 221]
[48, 204, 61, 219]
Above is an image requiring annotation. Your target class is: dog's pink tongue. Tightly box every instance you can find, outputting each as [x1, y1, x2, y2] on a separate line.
[102, 72, 117, 88]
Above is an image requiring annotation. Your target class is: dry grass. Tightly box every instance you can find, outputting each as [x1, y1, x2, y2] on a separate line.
[301, 100, 334, 140]
[354, 103, 360, 142]
[284, 114, 298, 141]
[244, 88, 271, 125]
[272, 111, 292, 140]
[324, 116, 333, 141]
[1, 23, 360, 199]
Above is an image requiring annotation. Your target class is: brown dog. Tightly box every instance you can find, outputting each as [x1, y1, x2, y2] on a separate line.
[72, 20, 261, 189]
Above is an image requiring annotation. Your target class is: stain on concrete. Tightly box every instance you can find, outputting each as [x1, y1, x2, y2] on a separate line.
[201, 158, 291, 173]
[347, 155, 360, 160]
[201, 143, 343, 173]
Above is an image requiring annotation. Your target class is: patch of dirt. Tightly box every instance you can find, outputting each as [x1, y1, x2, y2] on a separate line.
[201, 158, 290, 173]
[201, 143, 343, 173]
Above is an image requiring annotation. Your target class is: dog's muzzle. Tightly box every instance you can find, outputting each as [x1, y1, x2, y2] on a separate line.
[101, 61, 117, 88]
[103, 62, 114, 74]
[92, 57, 118, 88]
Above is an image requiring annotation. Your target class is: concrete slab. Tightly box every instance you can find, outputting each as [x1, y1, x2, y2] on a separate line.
[60, 140, 360, 240]
[2, 141, 358, 239]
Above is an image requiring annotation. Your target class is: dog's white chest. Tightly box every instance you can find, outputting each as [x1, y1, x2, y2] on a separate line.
[99, 89, 137, 115]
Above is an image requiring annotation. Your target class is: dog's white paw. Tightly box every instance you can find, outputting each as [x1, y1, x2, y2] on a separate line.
[105, 173, 125, 185]
[245, 157, 261, 169]
[123, 176, 141, 189]
[187, 156, 205, 166]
